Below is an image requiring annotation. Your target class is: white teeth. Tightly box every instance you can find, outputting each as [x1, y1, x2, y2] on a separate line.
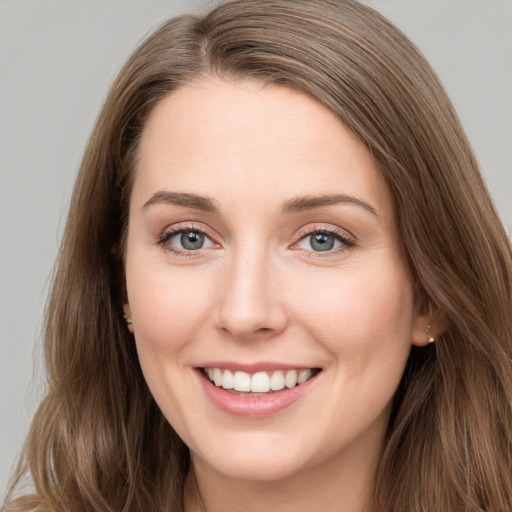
[205, 367, 316, 392]
[213, 368, 223, 387]
[284, 370, 298, 389]
[233, 371, 251, 392]
[297, 369, 312, 384]
[221, 369, 234, 389]
[270, 370, 285, 391]
[251, 372, 270, 393]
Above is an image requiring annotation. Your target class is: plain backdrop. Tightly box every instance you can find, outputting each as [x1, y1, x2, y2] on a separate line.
[1, 0, 511, 495]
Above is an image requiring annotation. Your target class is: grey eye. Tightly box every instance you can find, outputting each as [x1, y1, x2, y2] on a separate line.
[181, 231, 205, 250]
[295, 231, 346, 253]
[309, 233, 335, 251]
[169, 230, 207, 250]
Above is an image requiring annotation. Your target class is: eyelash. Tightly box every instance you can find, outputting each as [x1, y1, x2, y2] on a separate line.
[155, 223, 214, 258]
[155, 223, 356, 258]
[294, 225, 356, 256]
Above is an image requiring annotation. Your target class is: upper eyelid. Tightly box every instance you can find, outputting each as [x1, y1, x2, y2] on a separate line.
[295, 223, 356, 242]
[159, 221, 216, 239]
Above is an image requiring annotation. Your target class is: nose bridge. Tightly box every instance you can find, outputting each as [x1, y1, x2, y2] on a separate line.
[214, 239, 286, 338]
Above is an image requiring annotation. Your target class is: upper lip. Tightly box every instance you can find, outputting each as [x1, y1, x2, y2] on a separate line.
[196, 361, 319, 373]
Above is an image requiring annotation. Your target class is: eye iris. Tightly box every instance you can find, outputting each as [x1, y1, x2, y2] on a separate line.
[180, 231, 204, 250]
[310, 233, 335, 251]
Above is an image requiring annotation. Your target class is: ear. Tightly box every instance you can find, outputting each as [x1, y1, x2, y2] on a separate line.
[411, 296, 444, 347]
[123, 303, 134, 334]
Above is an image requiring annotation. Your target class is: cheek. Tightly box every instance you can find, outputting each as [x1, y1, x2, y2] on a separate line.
[293, 258, 415, 391]
[125, 253, 216, 359]
[125, 257, 215, 433]
[297, 261, 414, 345]
[288, 260, 415, 445]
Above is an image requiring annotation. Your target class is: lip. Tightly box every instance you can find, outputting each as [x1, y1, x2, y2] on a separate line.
[195, 366, 321, 418]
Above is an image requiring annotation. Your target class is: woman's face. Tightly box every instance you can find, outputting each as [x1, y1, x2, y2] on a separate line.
[125, 79, 430, 483]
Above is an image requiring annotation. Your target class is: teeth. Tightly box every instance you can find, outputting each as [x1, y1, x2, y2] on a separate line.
[213, 368, 223, 387]
[285, 370, 297, 389]
[270, 370, 285, 391]
[251, 372, 270, 392]
[297, 369, 312, 384]
[204, 367, 316, 392]
[233, 371, 251, 392]
[221, 369, 234, 389]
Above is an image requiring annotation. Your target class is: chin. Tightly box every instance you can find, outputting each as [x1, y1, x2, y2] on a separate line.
[189, 430, 322, 483]
[200, 454, 309, 483]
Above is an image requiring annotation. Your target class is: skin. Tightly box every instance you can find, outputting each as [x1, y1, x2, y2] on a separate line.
[124, 78, 433, 512]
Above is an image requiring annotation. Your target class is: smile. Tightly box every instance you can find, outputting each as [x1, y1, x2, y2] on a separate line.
[203, 367, 320, 394]
[197, 365, 322, 418]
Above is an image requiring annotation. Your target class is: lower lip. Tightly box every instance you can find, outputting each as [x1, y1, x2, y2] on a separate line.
[197, 370, 319, 418]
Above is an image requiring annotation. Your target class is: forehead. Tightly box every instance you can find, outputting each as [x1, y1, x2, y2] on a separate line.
[132, 78, 393, 223]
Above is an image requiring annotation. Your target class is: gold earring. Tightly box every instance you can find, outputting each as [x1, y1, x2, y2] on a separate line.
[425, 324, 435, 343]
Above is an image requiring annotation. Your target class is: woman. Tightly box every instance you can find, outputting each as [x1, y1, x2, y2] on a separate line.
[3, 0, 512, 511]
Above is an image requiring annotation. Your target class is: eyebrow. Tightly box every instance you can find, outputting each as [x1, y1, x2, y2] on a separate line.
[281, 194, 378, 217]
[142, 191, 377, 217]
[142, 191, 220, 213]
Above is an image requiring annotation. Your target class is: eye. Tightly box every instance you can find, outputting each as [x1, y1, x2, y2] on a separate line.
[170, 230, 208, 250]
[157, 227, 216, 254]
[295, 228, 355, 253]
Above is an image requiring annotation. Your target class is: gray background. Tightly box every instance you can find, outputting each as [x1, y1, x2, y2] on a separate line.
[1, 0, 511, 495]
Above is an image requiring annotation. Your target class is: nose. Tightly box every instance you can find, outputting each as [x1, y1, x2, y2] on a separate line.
[213, 247, 288, 340]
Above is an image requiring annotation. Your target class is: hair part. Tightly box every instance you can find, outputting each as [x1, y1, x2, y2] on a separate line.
[4, 1, 512, 510]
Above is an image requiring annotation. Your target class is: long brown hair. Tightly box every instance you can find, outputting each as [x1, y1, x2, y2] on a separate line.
[4, 1, 512, 510]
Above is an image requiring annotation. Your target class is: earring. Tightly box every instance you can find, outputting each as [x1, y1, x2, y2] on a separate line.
[425, 324, 435, 343]
[123, 304, 134, 334]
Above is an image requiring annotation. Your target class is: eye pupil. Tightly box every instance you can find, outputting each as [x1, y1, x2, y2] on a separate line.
[310, 233, 334, 251]
[181, 231, 204, 250]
